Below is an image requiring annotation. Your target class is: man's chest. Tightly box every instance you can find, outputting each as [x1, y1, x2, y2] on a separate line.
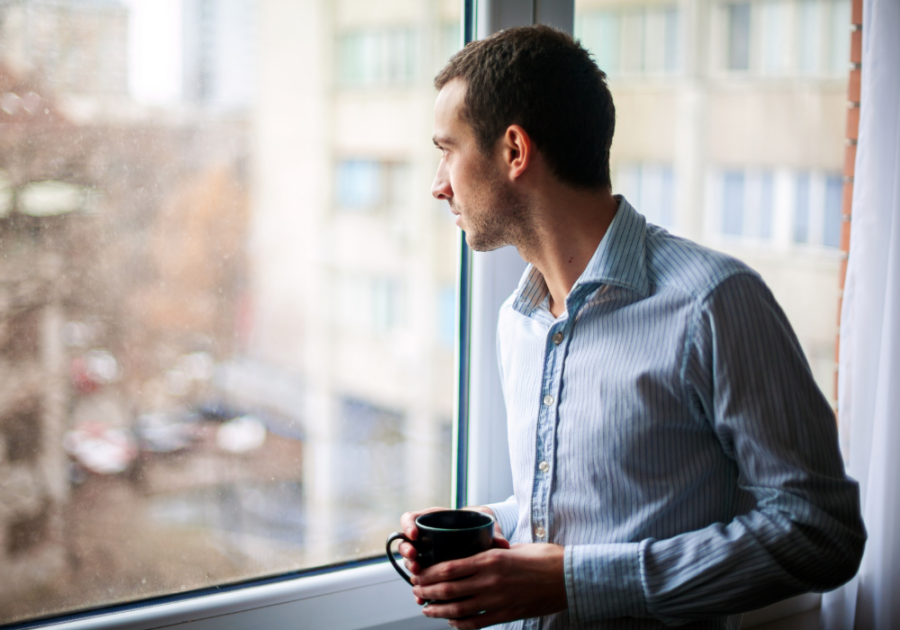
[499, 286, 723, 533]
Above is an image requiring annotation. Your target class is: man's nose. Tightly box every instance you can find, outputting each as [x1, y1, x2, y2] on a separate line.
[432, 166, 452, 201]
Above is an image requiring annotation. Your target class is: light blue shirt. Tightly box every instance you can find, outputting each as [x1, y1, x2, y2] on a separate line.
[486, 197, 865, 630]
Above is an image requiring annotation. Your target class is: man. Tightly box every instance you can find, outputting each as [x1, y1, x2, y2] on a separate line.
[399, 25, 865, 630]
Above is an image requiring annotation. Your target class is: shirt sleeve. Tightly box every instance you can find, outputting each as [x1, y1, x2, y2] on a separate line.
[485, 494, 519, 541]
[564, 272, 866, 625]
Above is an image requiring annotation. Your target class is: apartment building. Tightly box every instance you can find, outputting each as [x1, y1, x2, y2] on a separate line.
[249, 0, 461, 564]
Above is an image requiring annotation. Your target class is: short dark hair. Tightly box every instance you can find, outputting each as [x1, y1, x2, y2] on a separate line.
[435, 24, 615, 190]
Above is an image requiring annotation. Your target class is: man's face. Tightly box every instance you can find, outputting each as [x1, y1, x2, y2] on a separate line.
[431, 79, 531, 252]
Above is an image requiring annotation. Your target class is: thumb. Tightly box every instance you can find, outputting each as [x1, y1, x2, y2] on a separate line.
[492, 536, 511, 550]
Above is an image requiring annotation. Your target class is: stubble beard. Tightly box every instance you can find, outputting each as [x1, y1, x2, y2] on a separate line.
[458, 170, 536, 254]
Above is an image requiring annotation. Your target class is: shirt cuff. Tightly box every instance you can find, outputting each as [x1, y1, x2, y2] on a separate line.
[564, 542, 647, 623]
[484, 495, 519, 542]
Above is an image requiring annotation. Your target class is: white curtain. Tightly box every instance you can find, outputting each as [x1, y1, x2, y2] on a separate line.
[822, 0, 900, 628]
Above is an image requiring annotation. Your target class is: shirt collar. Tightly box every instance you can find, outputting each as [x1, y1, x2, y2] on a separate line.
[511, 196, 650, 316]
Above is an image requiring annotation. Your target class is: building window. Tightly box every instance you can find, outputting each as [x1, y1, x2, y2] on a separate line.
[337, 28, 417, 87]
[576, 5, 680, 77]
[721, 0, 852, 77]
[438, 285, 456, 349]
[794, 173, 812, 243]
[335, 273, 407, 335]
[336, 160, 410, 213]
[792, 172, 843, 248]
[727, 2, 751, 71]
[616, 163, 676, 229]
[823, 175, 843, 248]
[714, 169, 777, 241]
[722, 171, 746, 235]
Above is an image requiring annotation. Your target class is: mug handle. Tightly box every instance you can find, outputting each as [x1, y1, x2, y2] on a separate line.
[385, 532, 415, 586]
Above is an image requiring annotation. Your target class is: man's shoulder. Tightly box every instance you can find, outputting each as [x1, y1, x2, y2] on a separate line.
[643, 223, 762, 303]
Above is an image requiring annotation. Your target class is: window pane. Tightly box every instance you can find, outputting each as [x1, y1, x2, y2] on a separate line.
[722, 171, 745, 236]
[728, 2, 751, 71]
[758, 171, 774, 240]
[576, 11, 621, 75]
[761, 0, 788, 76]
[823, 175, 843, 247]
[829, 0, 852, 75]
[797, 0, 821, 75]
[0, 0, 459, 624]
[664, 7, 680, 73]
[795, 173, 812, 243]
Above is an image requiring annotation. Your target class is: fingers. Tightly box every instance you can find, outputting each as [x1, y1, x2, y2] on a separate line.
[422, 594, 502, 626]
[399, 541, 416, 560]
[492, 536, 510, 550]
[416, 549, 502, 586]
[400, 506, 449, 539]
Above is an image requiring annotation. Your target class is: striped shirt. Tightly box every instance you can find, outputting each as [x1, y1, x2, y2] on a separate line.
[486, 197, 865, 630]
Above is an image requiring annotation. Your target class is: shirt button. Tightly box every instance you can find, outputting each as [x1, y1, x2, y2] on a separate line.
[552, 332, 563, 345]
[535, 526, 546, 539]
[543, 394, 554, 406]
[538, 461, 550, 473]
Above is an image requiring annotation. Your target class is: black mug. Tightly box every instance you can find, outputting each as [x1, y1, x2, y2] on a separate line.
[386, 510, 495, 586]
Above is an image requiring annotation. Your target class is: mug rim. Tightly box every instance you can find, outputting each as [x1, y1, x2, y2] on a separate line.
[415, 509, 495, 533]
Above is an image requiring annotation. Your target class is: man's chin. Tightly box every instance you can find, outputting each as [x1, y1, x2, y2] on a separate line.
[464, 231, 506, 253]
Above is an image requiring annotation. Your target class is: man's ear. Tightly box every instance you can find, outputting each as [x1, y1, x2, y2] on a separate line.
[501, 124, 532, 181]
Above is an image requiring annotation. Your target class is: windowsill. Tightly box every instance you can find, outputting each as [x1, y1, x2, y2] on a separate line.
[32, 561, 443, 630]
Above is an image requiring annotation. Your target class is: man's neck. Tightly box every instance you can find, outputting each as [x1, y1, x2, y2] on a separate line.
[518, 187, 619, 319]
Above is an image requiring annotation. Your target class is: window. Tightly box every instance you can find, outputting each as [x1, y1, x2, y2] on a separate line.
[727, 2, 751, 71]
[576, 4, 680, 77]
[616, 162, 676, 230]
[792, 171, 843, 248]
[720, 0, 852, 77]
[794, 172, 812, 243]
[336, 160, 411, 213]
[0, 0, 460, 625]
[714, 169, 776, 240]
[337, 28, 417, 87]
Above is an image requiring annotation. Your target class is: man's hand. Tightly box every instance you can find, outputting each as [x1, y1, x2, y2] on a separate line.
[398, 506, 507, 575]
[411, 542, 567, 629]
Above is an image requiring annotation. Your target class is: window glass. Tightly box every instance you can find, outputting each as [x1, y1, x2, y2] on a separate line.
[0, 0, 461, 624]
[794, 173, 812, 243]
[797, 0, 821, 75]
[829, 0, 852, 75]
[761, 1, 786, 76]
[717, 0, 851, 77]
[728, 3, 751, 71]
[758, 171, 774, 240]
[822, 175, 843, 248]
[722, 171, 746, 235]
[576, 4, 681, 77]
[576, 0, 847, 418]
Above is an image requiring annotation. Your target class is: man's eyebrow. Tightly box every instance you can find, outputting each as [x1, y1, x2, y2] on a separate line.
[432, 134, 453, 147]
